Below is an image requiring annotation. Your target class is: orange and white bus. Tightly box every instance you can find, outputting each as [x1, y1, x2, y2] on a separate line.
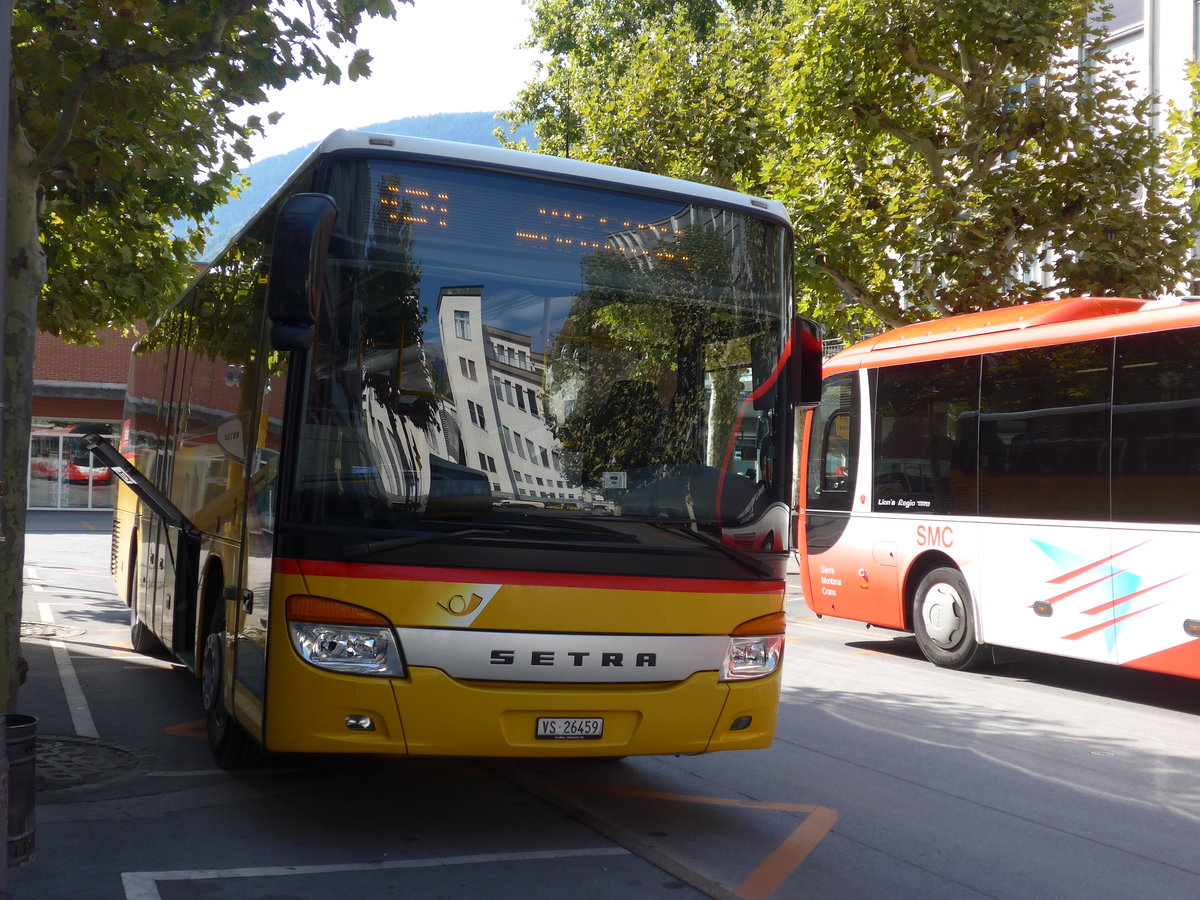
[800, 295, 1200, 678]
[99, 131, 821, 768]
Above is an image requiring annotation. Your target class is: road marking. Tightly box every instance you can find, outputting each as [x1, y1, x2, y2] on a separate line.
[121, 847, 630, 900]
[164, 719, 207, 740]
[38, 602, 99, 739]
[738, 806, 839, 900]
[539, 781, 838, 898]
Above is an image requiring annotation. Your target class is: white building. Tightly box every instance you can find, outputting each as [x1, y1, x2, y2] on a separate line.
[436, 287, 582, 505]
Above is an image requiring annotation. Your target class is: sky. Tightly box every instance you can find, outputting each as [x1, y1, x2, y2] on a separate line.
[243, 0, 542, 163]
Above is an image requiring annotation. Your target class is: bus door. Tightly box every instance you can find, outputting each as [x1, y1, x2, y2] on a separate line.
[229, 329, 286, 736]
[233, 412, 277, 721]
[804, 371, 903, 625]
[144, 332, 197, 652]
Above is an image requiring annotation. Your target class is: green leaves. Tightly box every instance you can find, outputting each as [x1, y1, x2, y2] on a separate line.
[12, 0, 406, 338]
[507, 0, 1200, 341]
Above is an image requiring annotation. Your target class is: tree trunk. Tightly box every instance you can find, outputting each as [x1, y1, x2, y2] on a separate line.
[2, 135, 47, 712]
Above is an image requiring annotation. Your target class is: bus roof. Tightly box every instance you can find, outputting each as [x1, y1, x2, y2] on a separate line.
[307, 129, 792, 227]
[826, 295, 1200, 371]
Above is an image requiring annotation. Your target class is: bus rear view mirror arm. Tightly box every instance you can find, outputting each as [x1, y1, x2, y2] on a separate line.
[267, 192, 338, 351]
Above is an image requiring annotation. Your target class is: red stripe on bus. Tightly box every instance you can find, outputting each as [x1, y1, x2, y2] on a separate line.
[1040, 571, 1120, 607]
[1047, 542, 1148, 585]
[273, 557, 783, 594]
[1063, 602, 1164, 641]
[1080, 576, 1185, 617]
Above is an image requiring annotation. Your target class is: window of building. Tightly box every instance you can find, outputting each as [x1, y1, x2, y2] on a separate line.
[468, 400, 486, 429]
[454, 310, 471, 340]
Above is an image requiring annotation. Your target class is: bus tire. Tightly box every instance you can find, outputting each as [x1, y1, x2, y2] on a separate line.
[200, 603, 264, 769]
[130, 604, 164, 656]
[912, 566, 987, 670]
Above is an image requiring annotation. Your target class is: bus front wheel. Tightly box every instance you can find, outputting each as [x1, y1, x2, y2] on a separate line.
[200, 604, 263, 769]
[913, 567, 987, 670]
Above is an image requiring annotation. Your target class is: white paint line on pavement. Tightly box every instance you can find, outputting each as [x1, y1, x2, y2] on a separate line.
[121, 847, 630, 900]
[38, 602, 100, 739]
[24, 566, 42, 591]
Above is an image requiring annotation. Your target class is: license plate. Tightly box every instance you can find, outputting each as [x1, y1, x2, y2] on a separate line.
[535, 717, 603, 740]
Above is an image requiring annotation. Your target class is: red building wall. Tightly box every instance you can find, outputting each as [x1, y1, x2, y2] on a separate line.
[33, 328, 138, 423]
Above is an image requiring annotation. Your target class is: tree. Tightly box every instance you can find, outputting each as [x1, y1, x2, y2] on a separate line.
[502, 0, 1200, 340]
[2, 0, 404, 711]
[771, 0, 1198, 336]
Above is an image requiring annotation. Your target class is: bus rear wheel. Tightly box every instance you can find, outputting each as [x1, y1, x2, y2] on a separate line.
[913, 566, 987, 670]
[200, 604, 264, 769]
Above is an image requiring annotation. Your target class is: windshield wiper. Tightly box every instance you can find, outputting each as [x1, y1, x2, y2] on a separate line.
[648, 521, 779, 579]
[341, 521, 637, 559]
[342, 527, 505, 558]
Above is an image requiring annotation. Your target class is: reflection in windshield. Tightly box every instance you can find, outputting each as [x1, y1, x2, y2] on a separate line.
[289, 157, 790, 549]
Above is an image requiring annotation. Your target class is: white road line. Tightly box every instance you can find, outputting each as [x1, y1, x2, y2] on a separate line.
[122, 847, 630, 900]
[38, 602, 100, 739]
[24, 566, 42, 591]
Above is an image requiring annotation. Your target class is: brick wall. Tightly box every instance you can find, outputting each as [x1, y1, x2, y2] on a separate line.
[33, 328, 136, 384]
[33, 328, 137, 424]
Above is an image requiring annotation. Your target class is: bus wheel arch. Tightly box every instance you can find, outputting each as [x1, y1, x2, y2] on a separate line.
[908, 558, 987, 670]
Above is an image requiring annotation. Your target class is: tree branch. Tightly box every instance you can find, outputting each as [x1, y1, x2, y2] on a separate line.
[29, 0, 253, 175]
[899, 40, 964, 92]
[852, 102, 945, 181]
[814, 258, 905, 328]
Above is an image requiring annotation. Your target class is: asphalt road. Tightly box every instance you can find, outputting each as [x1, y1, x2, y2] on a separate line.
[9, 518, 1200, 899]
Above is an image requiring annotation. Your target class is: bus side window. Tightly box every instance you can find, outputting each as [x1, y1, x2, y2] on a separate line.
[822, 414, 851, 491]
[807, 373, 856, 513]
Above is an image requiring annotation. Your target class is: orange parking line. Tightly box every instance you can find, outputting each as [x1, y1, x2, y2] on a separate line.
[165, 719, 207, 740]
[541, 781, 837, 897]
[738, 806, 838, 900]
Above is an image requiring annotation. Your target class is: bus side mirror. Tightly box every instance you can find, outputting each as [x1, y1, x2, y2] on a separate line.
[790, 315, 823, 409]
[267, 193, 338, 351]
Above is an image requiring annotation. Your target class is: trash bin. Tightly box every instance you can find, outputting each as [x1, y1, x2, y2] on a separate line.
[5, 714, 36, 868]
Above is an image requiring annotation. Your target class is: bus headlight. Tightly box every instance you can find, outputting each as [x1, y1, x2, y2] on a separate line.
[286, 595, 405, 677]
[721, 611, 786, 680]
[721, 635, 784, 680]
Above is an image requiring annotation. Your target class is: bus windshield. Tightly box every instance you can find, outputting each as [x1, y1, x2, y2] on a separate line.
[286, 157, 791, 567]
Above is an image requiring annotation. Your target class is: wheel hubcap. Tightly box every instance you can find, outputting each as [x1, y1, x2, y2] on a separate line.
[921, 583, 965, 648]
[201, 631, 222, 712]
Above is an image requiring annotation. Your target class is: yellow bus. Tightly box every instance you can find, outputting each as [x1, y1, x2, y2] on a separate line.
[102, 131, 820, 768]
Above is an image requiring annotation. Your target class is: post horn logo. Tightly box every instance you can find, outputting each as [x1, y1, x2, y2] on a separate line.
[438, 593, 486, 617]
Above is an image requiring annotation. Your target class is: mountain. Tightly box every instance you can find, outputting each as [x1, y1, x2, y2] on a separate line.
[199, 111, 534, 258]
